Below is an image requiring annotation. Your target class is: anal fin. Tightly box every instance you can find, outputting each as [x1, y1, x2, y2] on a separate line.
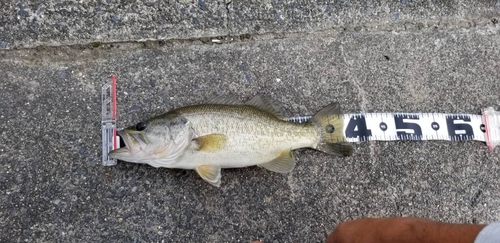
[317, 142, 353, 156]
[195, 165, 222, 187]
[258, 150, 296, 173]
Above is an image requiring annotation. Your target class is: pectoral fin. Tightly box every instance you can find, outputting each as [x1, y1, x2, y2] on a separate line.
[196, 134, 227, 152]
[195, 165, 222, 187]
[258, 150, 296, 173]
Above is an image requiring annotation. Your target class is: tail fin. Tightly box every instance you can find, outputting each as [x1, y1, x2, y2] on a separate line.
[309, 103, 353, 156]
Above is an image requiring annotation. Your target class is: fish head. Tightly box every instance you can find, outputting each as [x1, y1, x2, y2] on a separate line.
[108, 113, 192, 164]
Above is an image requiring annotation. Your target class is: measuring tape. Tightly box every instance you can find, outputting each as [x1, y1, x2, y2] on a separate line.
[101, 77, 500, 166]
[287, 111, 500, 151]
[101, 75, 119, 166]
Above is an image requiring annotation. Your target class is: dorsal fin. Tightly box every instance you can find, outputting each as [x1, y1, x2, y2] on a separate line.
[245, 95, 284, 119]
[205, 95, 242, 105]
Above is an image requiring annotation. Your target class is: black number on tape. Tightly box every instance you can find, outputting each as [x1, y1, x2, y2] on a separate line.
[394, 114, 422, 140]
[345, 115, 372, 141]
[446, 115, 474, 140]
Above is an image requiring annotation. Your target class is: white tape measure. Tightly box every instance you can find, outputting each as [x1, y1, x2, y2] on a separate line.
[101, 75, 119, 166]
[286, 109, 500, 151]
[101, 77, 500, 166]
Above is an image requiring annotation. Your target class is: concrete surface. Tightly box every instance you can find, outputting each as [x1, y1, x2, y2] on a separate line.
[0, 0, 228, 49]
[2, 0, 500, 49]
[1, 1, 500, 243]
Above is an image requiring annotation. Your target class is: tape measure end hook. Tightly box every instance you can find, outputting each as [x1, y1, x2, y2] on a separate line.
[482, 107, 500, 151]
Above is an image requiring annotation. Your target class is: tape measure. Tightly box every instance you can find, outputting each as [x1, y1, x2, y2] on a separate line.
[287, 110, 500, 151]
[101, 75, 118, 166]
[101, 77, 500, 166]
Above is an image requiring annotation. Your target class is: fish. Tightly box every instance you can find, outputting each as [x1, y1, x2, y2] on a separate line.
[108, 95, 353, 187]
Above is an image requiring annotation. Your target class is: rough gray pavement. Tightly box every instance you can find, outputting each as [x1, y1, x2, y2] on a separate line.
[0, 0, 229, 49]
[1, 1, 500, 243]
[2, 0, 500, 49]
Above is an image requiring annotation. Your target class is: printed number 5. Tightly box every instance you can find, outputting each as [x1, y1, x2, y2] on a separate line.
[394, 115, 422, 140]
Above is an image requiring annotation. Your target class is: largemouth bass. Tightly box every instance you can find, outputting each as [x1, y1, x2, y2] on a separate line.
[108, 95, 353, 187]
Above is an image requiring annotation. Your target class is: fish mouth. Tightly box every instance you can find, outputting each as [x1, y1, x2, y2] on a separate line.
[108, 129, 140, 159]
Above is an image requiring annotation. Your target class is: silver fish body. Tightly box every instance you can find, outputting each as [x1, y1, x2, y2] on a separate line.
[109, 95, 353, 187]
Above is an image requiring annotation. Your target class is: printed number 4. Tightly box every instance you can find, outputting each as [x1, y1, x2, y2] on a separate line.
[345, 116, 372, 140]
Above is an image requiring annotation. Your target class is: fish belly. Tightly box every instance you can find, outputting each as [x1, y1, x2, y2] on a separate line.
[172, 131, 316, 170]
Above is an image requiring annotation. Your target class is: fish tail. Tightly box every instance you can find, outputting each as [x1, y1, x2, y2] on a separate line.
[309, 103, 353, 156]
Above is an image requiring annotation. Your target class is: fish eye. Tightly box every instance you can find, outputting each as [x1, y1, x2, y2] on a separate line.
[136, 122, 147, 131]
[325, 124, 335, 134]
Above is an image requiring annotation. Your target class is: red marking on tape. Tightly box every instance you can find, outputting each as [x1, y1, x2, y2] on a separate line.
[112, 75, 117, 119]
[483, 113, 492, 150]
[112, 75, 117, 149]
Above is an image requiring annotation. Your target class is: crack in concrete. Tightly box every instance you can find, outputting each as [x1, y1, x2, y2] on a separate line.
[349, 77, 377, 158]
[225, 0, 232, 36]
[338, 45, 368, 112]
[339, 44, 377, 159]
[0, 16, 498, 52]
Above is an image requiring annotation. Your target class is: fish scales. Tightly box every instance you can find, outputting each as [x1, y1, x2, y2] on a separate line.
[109, 96, 353, 187]
[170, 104, 318, 169]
